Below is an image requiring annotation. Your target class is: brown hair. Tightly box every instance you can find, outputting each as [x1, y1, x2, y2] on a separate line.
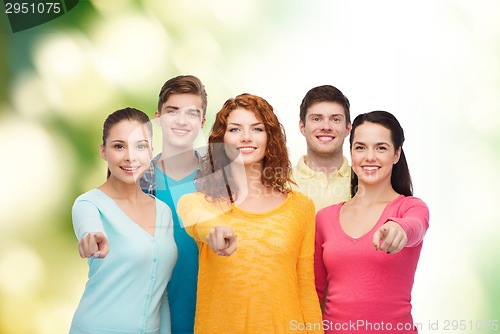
[299, 85, 351, 126]
[196, 93, 293, 202]
[157, 75, 207, 117]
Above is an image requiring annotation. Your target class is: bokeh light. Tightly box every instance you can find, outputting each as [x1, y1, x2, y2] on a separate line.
[0, 117, 73, 233]
[33, 30, 120, 119]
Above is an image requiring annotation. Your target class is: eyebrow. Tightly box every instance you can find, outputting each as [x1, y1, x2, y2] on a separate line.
[227, 122, 264, 127]
[353, 141, 391, 146]
[109, 139, 149, 143]
[163, 105, 201, 113]
[308, 113, 344, 118]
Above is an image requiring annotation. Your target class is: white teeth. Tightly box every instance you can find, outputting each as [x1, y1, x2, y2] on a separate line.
[317, 136, 333, 142]
[172, 129, 189, 134]
[363, 166, 378, 171]
[238, 147, 255, 152]
[121, 167, 138, 171]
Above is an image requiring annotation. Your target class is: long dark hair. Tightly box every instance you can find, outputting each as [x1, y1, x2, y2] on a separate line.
[196, 93, 292, 202]
[102, 107, 152, 178]
[349, 111, 413, 197]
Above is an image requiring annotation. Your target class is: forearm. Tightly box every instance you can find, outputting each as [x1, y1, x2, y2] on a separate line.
[390, 200, 429, 247]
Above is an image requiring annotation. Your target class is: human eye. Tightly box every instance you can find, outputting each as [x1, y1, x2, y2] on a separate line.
[332, 117, 341, 123]
[311, 116, 321, 122]
[253, 126, 265, 132]
[354, 145, 364, 151]
[114, 144, 124, 149]
[137, 143, 149, 150]
[166, 109, 178, 116]
[187, 110, 200, 118]
[377, 145, 388, 151]
[227, 127, 240, 132]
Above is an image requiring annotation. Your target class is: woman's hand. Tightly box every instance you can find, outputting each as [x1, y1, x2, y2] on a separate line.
[372, 221, 407, 254]
[78, 232, 109, 258]
[206, 226, 237, 256]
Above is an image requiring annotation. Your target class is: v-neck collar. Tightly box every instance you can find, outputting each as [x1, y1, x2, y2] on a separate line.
[156, 164, 198, 185]
[93, 189, 158, 239]
[338, 195, 403, 240]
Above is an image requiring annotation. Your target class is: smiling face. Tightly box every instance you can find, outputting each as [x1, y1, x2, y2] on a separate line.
[155, 93, 205, 153]
[100, 120, 153, 184]
[350, 122, 401, 187]
[223, 108, 268, 168]
[299, 101, 351, 157]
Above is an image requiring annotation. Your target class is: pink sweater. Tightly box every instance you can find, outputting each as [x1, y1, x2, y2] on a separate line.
[314, 195, 429, 334]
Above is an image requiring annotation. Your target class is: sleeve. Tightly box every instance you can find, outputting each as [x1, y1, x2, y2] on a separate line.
[296, 197, 324, 333]
[177, 193, 231, 243]
[387, 197, 429, 248]
[314, 209, 328, 309]
[72, 199, 106, 240]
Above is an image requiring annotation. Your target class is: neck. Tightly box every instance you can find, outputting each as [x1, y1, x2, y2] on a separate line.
[352, 181, 399, 205]
[161, 140, 196, 159]
[305, 150, 344, 176]
[227, 162, 267, 200]
[159, 146, 198, 179]
[100, 177, 144, 201]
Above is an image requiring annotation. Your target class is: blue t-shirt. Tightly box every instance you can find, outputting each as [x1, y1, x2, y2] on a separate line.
[154, 166, 199, 334]
[71, 189, 177, 334]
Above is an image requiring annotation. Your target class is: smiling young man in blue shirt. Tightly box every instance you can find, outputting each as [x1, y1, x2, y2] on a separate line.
[141, 75, 207, 334]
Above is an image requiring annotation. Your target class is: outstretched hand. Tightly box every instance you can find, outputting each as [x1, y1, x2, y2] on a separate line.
[372, 221, 407, 254]
[78, 232, 109, 259]
[206, 226, 237, 256]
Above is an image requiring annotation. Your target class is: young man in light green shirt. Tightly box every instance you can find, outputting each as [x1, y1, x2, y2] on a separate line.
[291, 85, 352, 212]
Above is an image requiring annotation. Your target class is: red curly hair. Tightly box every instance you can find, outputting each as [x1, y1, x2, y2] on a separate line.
[196, 93, 293, 202]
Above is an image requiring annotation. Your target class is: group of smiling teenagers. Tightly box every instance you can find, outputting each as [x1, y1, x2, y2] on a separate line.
[70, 75, 429, 334]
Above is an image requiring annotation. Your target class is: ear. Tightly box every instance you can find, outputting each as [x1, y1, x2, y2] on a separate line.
[299, 120, 306, 136]
[346, 122, 352, 136]
[100, 144, 107, 161]
[154, 111, 161, 125]
[201, 117, 206, 128]
[393, 147, 402, 164]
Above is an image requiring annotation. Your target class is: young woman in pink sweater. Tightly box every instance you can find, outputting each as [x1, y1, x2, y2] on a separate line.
[314, 111, 429, 334]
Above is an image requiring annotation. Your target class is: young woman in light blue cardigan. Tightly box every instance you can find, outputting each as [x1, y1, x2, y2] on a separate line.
[70, 107, 177, 334]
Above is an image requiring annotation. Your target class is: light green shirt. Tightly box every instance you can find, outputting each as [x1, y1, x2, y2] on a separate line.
[291, 155, 351, 212]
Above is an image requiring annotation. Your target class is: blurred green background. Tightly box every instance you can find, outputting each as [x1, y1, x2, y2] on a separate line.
[1, 0, 499, 333]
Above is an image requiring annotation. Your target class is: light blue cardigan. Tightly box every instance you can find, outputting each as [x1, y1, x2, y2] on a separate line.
[70, 189, 177, 334]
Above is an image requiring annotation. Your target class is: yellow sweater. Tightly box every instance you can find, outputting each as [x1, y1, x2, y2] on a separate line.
[177, 191, 324, 334]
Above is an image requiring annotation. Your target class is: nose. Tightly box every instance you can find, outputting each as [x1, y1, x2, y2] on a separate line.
[124, 148, 137, 161]
[320, 118, 332, 131]
[365, 148, 376, 161]
[175, 111, 188, 125]
[240, 129, 252, 142]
